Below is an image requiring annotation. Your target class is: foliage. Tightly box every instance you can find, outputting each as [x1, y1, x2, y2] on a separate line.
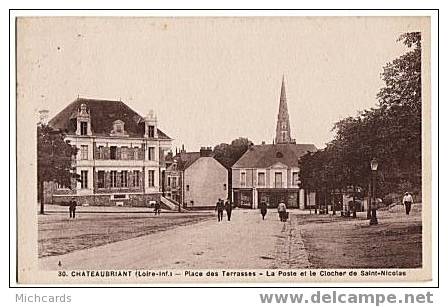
[299, 32, 422, 198]
[37, 124, 78, 213]
[213, 137, 254, 169]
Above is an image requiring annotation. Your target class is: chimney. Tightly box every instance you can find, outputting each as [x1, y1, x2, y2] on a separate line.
[38, 109, 49, 125]
[261, 141, 266, 145]
[200, 146, 213, 157]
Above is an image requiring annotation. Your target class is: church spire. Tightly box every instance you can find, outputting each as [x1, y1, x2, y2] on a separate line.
[275, 75, 295, 144]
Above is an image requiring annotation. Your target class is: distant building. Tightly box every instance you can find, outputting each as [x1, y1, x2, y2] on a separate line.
[46, 97, 172, 206]
[232, 77, 317, 209]
[165, 147, 228, 209]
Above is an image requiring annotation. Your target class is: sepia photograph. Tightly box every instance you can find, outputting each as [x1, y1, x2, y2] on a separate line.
[14, 15, 432, 284]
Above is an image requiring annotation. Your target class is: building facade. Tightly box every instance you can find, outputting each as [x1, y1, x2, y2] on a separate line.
[232, 77, 317, 209]
[165, 147, 228, 209]
[47, 98, 172, 206]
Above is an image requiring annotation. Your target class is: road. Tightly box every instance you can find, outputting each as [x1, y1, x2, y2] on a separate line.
[40, 209, 306, 270]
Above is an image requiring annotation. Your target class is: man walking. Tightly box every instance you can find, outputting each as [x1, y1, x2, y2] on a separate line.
[225, 199, 233, 221]
[402, 192, 414, 215]
[215, 198, 224, 222]
[68, 197, 77, 219]
[259, 201, 268, 220]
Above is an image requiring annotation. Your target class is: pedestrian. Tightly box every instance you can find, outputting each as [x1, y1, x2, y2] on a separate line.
[68, 197, 77, 219]
[277, 201, 287, 222]
[154, 201, 161, 216]
[225, 199, 233, 221]
[402, 192, 414, 215]
[215, 198, 224, 222]
[259, 201, 268, 220]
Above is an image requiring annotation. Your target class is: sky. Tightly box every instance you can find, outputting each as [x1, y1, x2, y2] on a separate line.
[17, 16, 428, 150]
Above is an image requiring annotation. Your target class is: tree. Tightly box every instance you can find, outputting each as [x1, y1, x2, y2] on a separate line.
[377, 32, 422, 184]
[37, 125, 78, 214]
[298, 32, 422, 208]
[213, 137, 254, 169]
[213, 137, 254, 199]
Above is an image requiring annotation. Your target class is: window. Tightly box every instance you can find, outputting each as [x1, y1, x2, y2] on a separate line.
[172, 177, 177, 188]
[110, 146, 117, 160]
[240, 172, 246, 187]
[281, 122, 287, 129]
[133, 170, 140, 187]
[121, 171, 128, 187]
[148, 147, 155, 161]
[97, 171, 105, 188]
[186, 185, 190, 191]
[282, 131, 287, 142]
[275, 172, 282, 188]
[98, 146, 104, 159]
[133, 147, 139, 160]
[80, 121, 88, 135]
[224, 184, 227, 191]
[121, 146, 128, 160]
[148, 170, 155, 187]
[81, 170, 88, 189]
[80, 145, 88, 160]
[167, 177, 171, 187]
[112, 120, 125, 135]
[148, 125, 155, 138]
[292, 172, 299, 186]
[111, 171, 117, 188]
[258, 172, 266, 186]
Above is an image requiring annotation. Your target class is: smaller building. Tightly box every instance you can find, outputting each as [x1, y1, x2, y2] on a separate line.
[232, 143, 317, 209]
[165, 147, 228, 210]
[231, 76, 318, 209]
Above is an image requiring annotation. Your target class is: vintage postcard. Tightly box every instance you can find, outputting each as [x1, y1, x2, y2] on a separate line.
[14, 15, 433, 284]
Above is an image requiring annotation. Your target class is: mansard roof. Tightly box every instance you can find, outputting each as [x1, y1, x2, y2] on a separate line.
[48, 98, 171, 139]
[232, 143, 317, 169]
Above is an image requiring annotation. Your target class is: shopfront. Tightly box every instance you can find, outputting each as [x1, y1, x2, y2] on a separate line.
[257, 188, 300, 208]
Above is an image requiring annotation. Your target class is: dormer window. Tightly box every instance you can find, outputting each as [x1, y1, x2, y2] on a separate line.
[110, 120, 127, 136]
[76, 103, 92, 136]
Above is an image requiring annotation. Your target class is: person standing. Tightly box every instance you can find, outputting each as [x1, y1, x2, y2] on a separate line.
[402, 192, 414, 215]
[68, 197, 77, 219]
[154, 201, 161, 216]
[277, 201, 287, 222]
[259, 201, 268, 220]
[225, 199, 233, 221]
[215, 198, 224, 222]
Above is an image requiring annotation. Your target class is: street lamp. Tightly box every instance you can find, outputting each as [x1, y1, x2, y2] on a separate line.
[370, 158, 379, 225]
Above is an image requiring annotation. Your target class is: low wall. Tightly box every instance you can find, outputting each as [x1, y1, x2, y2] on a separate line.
[52, 193, 161, 207]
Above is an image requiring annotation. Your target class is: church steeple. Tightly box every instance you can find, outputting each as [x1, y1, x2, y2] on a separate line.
[275, 75, 295, 144]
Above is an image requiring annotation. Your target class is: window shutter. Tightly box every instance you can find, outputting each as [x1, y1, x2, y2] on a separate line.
[105, 171, 110, 188]
[94, 171, 98, 190]
[105, 147, 110, 160]
[116, 147, 121, 160]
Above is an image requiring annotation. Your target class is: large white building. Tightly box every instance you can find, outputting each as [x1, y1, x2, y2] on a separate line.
[47, 97, 172, 206]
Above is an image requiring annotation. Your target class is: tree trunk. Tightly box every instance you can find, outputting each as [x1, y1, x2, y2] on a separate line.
[39, 180, 45, 215]
[352, 185, 356, 218]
